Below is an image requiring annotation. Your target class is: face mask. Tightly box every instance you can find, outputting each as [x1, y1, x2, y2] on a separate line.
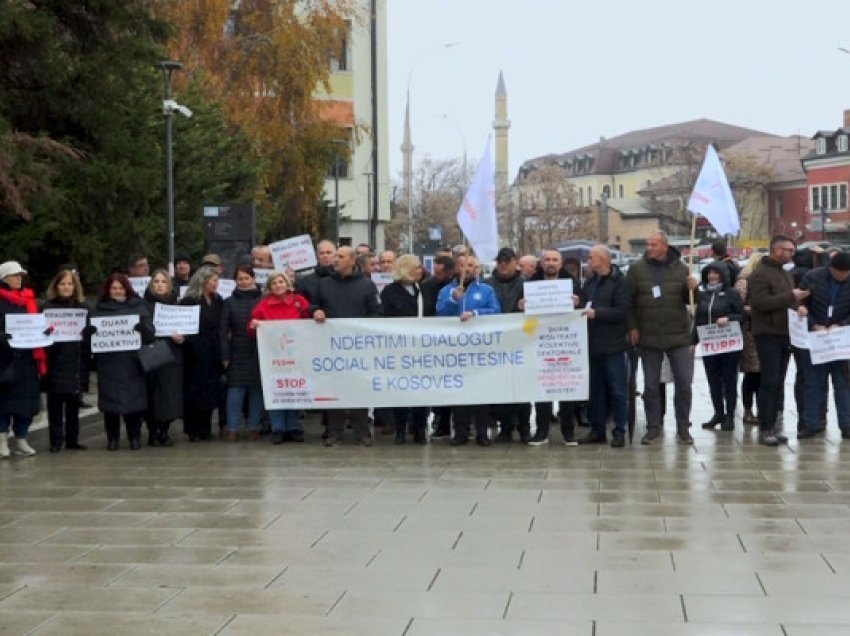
[705, 282, 722, 292]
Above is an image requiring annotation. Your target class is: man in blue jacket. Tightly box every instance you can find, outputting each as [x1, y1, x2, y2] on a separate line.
[797, 251, 850, 439]
[436, 254, 501, 445]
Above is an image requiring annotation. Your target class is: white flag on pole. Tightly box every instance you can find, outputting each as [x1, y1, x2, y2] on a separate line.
[457, 138, 499, 264]
[687, 145, 740, 236]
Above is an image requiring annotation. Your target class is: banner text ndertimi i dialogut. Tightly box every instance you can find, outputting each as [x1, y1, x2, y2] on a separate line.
[312, 330, 523, 373]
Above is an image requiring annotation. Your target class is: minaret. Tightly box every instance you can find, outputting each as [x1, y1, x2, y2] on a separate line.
[401, 91, 414, 202]
[493, 71, 510, 195]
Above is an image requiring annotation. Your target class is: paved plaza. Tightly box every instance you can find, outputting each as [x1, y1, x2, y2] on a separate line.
[2, 364, 850, 635]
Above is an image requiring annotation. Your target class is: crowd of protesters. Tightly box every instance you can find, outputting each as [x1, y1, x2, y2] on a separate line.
[0, 230, 846, 456]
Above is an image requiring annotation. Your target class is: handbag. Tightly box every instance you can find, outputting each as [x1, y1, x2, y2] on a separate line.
[137, 339, 175, 373]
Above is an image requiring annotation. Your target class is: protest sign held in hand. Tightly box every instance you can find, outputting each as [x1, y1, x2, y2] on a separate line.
[43, 308, 88, 343]
[129, 277, 151, 297]
[6, 314, 52, 349]
[696, 322, 743, 357]
[154, 303, 200, 336]
[90, 315, 141, 353]
[523, 279, 574, 315]
[269, 235, 317, 272]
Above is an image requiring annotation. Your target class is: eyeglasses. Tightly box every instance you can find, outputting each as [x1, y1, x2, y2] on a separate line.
[778, 247, 795, 253]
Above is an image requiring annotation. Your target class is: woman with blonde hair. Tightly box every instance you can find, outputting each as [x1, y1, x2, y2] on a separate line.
[248, 271, 309, 443]
[143, 269, 184, 447]
[42, 268, 89, 452]
[380, 254, 428, 444]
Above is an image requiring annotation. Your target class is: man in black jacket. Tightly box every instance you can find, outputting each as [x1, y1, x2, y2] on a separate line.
[575, 245, 630, 447]
[312, 245, 381, 446]
[419, 254, 455, 438]
[297, 240, 336, 303]
[485, 247, 531, 443]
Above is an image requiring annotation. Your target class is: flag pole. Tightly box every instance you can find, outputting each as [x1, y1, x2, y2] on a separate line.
[689, 213, 697, 311]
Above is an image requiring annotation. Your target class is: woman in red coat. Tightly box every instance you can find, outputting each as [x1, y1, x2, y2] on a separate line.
[249, 272, 309, 443]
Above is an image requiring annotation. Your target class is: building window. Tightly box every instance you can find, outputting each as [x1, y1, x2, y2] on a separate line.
[839, 135, 849, 152]
[618, 184, 624, 198]
[815, 137, 827, 155]
[329, 21, 351, 72]
[810, 183, 849, 211]
[602, 185, 611, 199]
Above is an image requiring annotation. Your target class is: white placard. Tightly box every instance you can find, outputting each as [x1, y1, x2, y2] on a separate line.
[809, 327, 850, 365]
[254, 269, 273, 287]
[129, 276, 151, 297]
[371, 272, 394, 294]
[217, 278, 236, 299]
[6, 314, 52, 349]
[178, 286, 188, 300]
[696, 322, 743, 357]
[269, 235, 317, 272]
[523, 279, 574, 315]
[154, 303, 199, 336]
[90, 315, 141, 353]
[43, 308, 88, 343]
[787, 309, 809, 349]
[256, 313, 588, 410]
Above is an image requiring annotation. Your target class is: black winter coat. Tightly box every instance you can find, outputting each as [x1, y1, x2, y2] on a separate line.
[380, 282, 422, 317]
[41, 298, 89, 395]
[800, 266, 850, 329]
[577, 266, 629, 355]
[311, 270, 380, 318]
[693, 264, 745, 341]
[181, 294, 224, 410]
[92, 296, 155, 414]
[144, 290, 184, 422]
[220, 287, 262, 387]
[484, 271, 525, 313]
[420, 276, 452, 317]
[296, 265, 333, 304]
[0, 285, 40, 418]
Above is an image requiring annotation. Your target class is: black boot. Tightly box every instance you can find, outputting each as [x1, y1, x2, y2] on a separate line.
[720, 415, 735, 431]
[701, 414, 724, 430]
[158, 421, 174, 447]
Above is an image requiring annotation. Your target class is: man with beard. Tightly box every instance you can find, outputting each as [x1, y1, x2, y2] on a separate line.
[526, 249, 579, 446]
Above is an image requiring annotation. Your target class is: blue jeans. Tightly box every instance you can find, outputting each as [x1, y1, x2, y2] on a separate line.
[226, 385, 264, 433]
[588, 352, 628, 437]
[800, 348, 850, 432]
[0, 413, 33, 438]
[269, 410, 301, 433]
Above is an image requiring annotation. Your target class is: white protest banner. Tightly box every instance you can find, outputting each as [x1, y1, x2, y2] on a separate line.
[696, 322, 743, 357]
[43, 308, 88, 343]
[257, 313, 588, 410]
[523, 279, 574, 315]
[154, 303, 199, 336]
[254, 269, 273, 287]
[129, 276, 151, 297]
[809, 327, 850, 365]
[371, 272, 393, 294]
[6, 314, 52, 349]
[217, 278, 236, 299]
[90, 315, 141, 353]
[788, 309, 809, 349]
[269, 235, 317, 272]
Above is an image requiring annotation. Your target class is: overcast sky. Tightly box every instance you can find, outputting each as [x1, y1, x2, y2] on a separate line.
[386, 0, 850, 182]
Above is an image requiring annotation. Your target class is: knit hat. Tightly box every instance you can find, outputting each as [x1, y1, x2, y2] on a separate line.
[831, 252, 850, 271]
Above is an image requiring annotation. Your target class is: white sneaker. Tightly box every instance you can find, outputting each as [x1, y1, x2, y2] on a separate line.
[527, 437, 549, 447]
[14, 438, 36, 456]
[0, 433, 9, 459]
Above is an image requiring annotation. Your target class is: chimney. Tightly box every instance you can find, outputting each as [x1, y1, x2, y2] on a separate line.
[845, 109, 850, 129]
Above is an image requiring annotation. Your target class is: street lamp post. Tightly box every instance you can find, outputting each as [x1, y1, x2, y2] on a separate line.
[333, 155, 341, 245]
[404, 42, 459, 253]
[158, 60, 182, 276]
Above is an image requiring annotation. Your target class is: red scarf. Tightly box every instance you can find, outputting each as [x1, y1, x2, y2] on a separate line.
[0, 286, 48, 376]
